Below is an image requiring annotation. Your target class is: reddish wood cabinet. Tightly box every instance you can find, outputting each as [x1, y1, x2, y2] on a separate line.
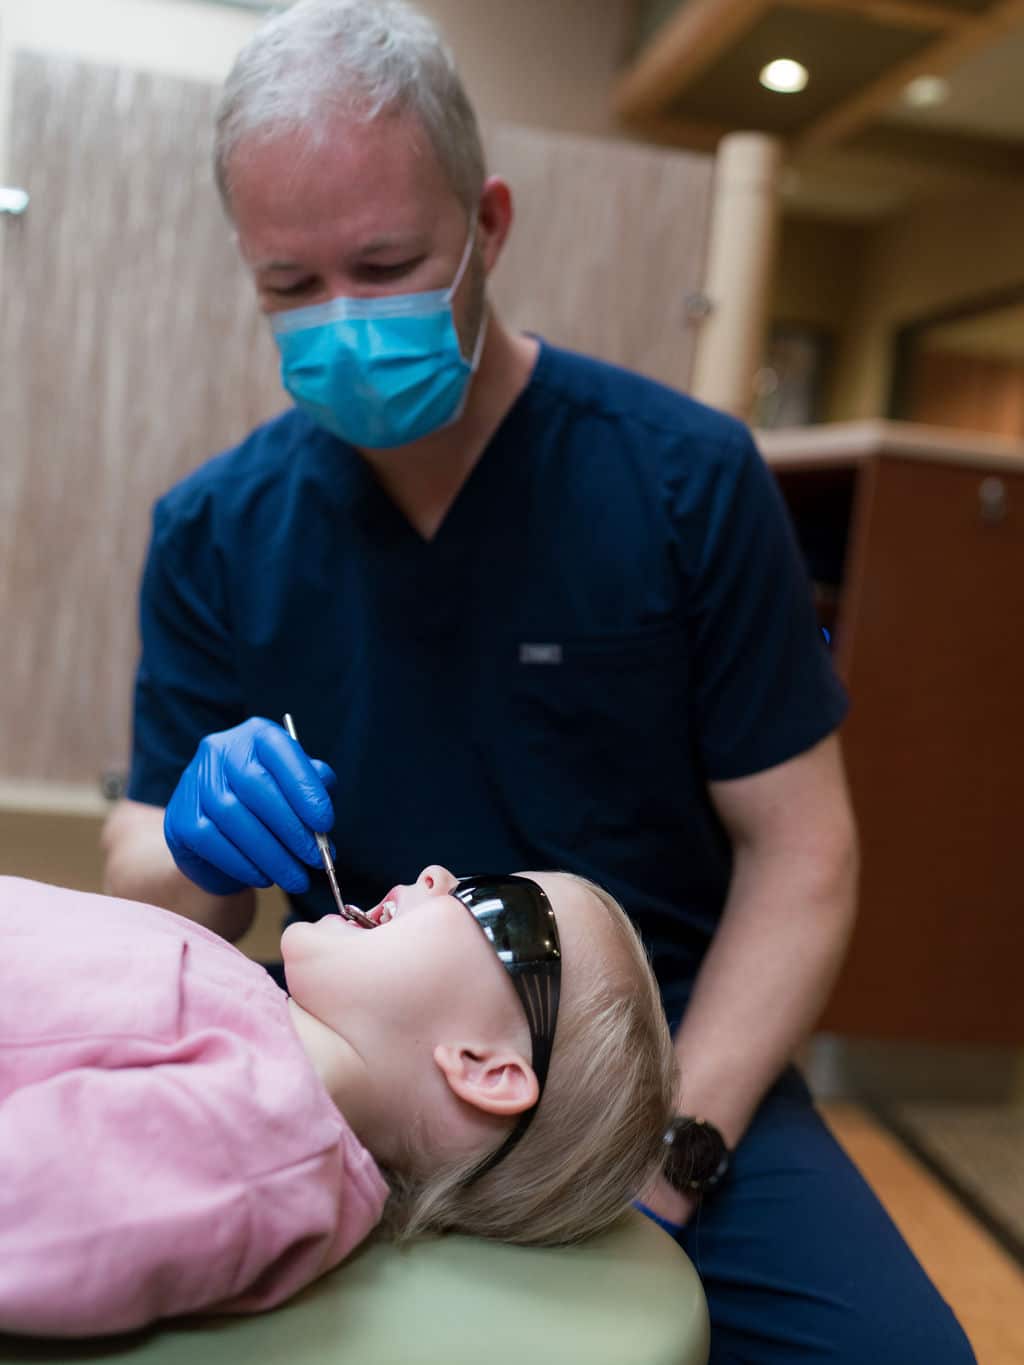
[759, 422, 1024, 1046]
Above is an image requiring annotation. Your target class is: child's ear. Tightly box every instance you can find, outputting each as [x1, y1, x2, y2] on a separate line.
[433, 1043, 539, 1117]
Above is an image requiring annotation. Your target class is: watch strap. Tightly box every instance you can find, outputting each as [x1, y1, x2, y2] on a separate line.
[662, 1115, 731, 1196]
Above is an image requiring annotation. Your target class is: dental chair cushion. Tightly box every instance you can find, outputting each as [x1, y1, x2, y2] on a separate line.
[0, 1210, 708, 1365]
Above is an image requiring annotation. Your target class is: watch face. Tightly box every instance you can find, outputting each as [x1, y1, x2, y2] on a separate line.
[664, 1117, 730, 1194]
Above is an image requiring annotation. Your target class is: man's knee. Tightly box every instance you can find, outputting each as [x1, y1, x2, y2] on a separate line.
[827, 1299, 976, 1365]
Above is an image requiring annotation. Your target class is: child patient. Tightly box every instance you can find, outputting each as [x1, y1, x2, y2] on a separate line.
[0, 865, 675, 1338]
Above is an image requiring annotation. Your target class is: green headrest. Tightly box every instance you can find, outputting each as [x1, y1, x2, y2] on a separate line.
[0, 1210, 708, 1365]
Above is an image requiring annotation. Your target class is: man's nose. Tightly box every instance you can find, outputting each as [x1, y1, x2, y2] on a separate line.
[416, 864, 457, 897]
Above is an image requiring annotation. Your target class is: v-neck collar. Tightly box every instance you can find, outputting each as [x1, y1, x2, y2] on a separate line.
[336, 340, 550, 551]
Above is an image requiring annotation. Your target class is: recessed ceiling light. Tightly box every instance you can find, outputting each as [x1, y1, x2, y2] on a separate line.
[903, 75, 950, 108]
[759, 59, 809, 94]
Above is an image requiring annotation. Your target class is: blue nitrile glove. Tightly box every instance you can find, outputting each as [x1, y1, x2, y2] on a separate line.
[164, 717, 337, 896]
[633, 1200, 685, 1240]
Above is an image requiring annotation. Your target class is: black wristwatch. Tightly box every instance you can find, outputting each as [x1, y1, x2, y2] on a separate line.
[662, 1116, 731, 1196]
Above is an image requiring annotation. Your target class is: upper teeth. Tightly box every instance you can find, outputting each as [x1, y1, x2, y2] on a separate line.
[378, 899, 397, 924]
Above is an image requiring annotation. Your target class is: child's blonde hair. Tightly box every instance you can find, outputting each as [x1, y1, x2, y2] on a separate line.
[379, 873, 676, 1246]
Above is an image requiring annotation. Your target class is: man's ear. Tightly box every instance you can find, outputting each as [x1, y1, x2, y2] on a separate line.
[433, 1043, 539, 1117]
[477, 176, 513, 275]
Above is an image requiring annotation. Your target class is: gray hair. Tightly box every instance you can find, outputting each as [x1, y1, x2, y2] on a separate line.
[378, 874, 677, 1247]
[214, 0, 486, 211]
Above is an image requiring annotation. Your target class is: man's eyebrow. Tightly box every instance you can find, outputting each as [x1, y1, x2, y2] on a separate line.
[253, 236, 427, 272]
[253, 259, 305, 272]
[350, 235, 429, 260]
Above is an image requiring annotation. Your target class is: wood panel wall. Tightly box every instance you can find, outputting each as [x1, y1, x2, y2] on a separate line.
[0, 55, 714, 787]
[0, 53, 285, 784]
[486, 123, 713, 393]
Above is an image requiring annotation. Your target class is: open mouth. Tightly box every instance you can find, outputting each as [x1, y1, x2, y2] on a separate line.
[367, 897, 398, 926]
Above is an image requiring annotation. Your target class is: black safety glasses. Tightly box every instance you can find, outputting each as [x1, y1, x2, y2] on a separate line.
[451, 874, 562, 1180]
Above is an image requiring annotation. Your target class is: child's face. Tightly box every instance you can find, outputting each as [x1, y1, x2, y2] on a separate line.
[280, 865, 538, 1053]
[282, 868, 616, 1171]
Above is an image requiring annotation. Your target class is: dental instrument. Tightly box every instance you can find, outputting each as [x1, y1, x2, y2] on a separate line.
[282, 714, 375, 928]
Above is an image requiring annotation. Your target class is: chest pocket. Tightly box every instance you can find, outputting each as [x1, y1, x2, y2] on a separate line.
[479, 623, 691, 853]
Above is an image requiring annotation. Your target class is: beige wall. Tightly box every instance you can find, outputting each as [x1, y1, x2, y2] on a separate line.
[773, 215, 870, 334]
[0, 0, 634, 805]
[424, 0, 631, 136]
[0, 0, 631, 295]
[771, 214, 871, 419]
[772, 185, 1024, 422]
[0, 0, 252, 182]
[798, 187, 1024, 421]
[927, 304, 1024, 361]
[0, 0, 631, 183]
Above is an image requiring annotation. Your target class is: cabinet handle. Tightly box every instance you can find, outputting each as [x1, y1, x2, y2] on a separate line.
[978, 477, 1007, 526]
[683, 291, 714, 324]
[0, 187, 29, 216]
[98, 771, 127, 802]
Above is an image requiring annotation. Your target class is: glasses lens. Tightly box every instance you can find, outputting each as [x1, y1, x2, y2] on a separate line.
[451, 875, 561, 966]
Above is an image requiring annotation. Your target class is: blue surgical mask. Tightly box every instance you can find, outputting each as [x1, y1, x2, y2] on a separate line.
[270, 220, 485, 449]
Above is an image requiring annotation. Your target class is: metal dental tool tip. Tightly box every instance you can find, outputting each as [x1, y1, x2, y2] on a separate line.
[282, 714, 375, 928]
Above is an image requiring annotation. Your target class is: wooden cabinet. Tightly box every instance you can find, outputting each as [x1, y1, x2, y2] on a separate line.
[759, 421, 1024, 1046]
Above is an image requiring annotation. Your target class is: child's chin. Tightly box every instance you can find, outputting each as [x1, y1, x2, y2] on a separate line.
[281, 914, 357, 958]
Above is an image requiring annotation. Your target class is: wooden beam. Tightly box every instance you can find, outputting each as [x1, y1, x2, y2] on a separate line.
[615, 0, 771, 119]
[791, 0, 973, 32]
[796, 0, 1024, 153]
[620, 112, 731, 154]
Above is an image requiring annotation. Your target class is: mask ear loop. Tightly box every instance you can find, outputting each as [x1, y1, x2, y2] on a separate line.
[465, 304, 489, 372]
[445, 209, 479, 304]
[446, 206, 488, 373]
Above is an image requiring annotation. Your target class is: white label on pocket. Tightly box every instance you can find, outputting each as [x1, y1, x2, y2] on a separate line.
[519, 642, 563, 665]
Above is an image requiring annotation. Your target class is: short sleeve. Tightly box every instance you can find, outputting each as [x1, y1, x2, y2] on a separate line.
[681, 428, 848, 781]
[127, 497, 245, 806]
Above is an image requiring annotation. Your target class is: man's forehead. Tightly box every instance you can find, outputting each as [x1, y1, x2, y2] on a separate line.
[229, 110, 451, 207]
[230, 120, 464, 257]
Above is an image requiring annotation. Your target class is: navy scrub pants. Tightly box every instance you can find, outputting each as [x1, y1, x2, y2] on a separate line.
[674, 1067, 976, 1364]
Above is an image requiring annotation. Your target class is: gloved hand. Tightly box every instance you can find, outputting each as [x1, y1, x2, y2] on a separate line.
[164, 717, 337, 896]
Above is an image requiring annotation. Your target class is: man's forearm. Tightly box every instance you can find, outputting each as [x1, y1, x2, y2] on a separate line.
[671, 828, 858, 1149]
[101, 799, 256, 942]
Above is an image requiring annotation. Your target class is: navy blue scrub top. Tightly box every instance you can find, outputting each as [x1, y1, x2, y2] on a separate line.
[129, 341, 847, 1005]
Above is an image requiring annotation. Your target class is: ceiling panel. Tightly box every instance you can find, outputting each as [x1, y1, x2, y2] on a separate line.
[667, 5, 938, 133]
[849, 121, 1024, 171]
[623, 0, 1024, 217]
[882, 21, 1024, 141]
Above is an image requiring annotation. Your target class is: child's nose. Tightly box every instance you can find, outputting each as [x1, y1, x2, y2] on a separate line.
[416, 865, 457, 897]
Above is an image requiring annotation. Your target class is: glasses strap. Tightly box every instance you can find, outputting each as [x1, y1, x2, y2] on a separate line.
[463, 962, 560, 1186]
[506, 962, 560, 1095]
